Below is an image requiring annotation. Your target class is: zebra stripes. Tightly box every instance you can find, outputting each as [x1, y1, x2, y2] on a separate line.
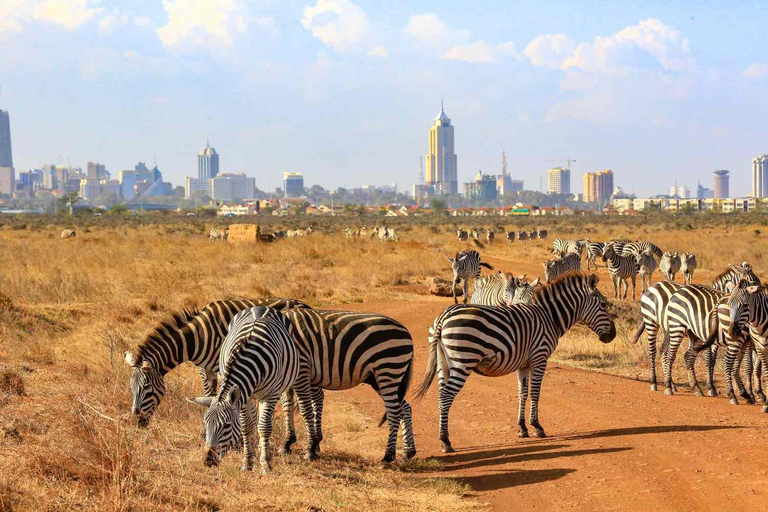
[414, 273, 615, 451]
[209, 228, 228, 243]
[543, 253, 581, 282]
[507, 231, 516, 243]
[61, 229, 76, 239]
[445, 249, 494, 304]
[552, 238, 588, 257]
[470, 273, 540, 306]
[602, 243, 640, 300]
[586, 242, 605, 271]
[125, 297, 311, 427]
[281, 309, 415, 463]
[538, 229, 548, 240]
[456, 228, 468, 242]
[681, 253, 697, 285]
[189, 307, 302, 473]
[620, 241, 663, 259]
[726, 283, 768, 412]
[486, 229, 494, 245]
[517, 230, 529, 243]
[660, 252, 681, 281]
[636, 249, 657, 293]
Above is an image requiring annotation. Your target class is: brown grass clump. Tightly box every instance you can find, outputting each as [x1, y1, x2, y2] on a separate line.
[0, 370, 24, 396]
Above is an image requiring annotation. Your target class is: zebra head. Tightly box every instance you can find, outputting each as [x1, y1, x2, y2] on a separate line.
[125, 351, 166, 427]
[577, 274, 616, 343]
[731, 263, 761, 285]
[726, 279, 753, 338]
[511, 276, 540, 305]
[189, 386, 243, 467]
[601, 243, 616, 262]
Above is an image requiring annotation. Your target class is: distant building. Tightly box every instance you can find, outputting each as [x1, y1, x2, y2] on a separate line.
[198, 143, 219, 179]
[0, 167, 15, 196]
[87, 162, 108, 180]
[283, 172, 304, 197]
[464, 171, 497, 201]
[669, 185, 691, 199]
[100, 180, 121, 201]
[412, 183, 434, 207]
[713, 170, 729, 199]
[79, 178, 101, 201]
[185, 177, 212, 199]
[752, 156, 768, 198]
[425, 102, 458, 195]
[42, 165, 57, 189]
[583, 170, 614, 205]
[119, 170, 136, 200]
[211, 173, 255, 201]
[697, 183, 714, 199]
[0, 109, 12, 169]
[547, 167, 570, 195]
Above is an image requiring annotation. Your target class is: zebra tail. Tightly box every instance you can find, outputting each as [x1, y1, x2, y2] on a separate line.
[692, 329, 719, 353]
[660, 330, 670, 355]
[378, 356, 413, 427]
[480, 262, 494, 271]
[631, 322, 646, 344]
[414, 322, 447, 402]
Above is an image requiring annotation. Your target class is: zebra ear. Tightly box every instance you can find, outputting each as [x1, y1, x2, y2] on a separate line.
[531, 277, 541, 287]
[747, 285, 765, 294]
[225, 386, 241, 406]
[187, 397, 214, 408]
[125, 351, 140, 367]
[588, 273, 599, 290]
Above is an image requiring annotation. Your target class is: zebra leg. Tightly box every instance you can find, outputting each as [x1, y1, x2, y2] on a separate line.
[240, 399, 258, 472]
[462, 278, 469, 305]
[278, 389, 297, 455]
[611, 274, 619, 298]
[376, 380, 403, 465]
[311, 387, 325, 449]
[683, 340, 704, 396]
[198, 368, 218, 439]
[256, 396, 279, 474]
[723, 344, 742, 405]
[647, 324, 659, 391]
[516, 368, 530, 438]
[734, 343, 755, 404]
[400, 400, 416, 459]
[743, 348, 754, 402]
[452, 275, 459, 305]
[291, 376, 319, 460]
[758, 350, 768, 413]
[663, 331, 684, 395]
[528, 360, 548, 438]
[438, 365, 467, 453]
[631, 275, 637, 301]
[705, 345, 718, 397]
[754, 347, 766, 404]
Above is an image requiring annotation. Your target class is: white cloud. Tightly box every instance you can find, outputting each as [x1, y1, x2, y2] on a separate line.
[134, 16, 152, 28]
[98, 12, 129, 35]
[497, 41, 521, 59]
[33, 0, 101, 31]
[404, 13, 468, 45]
[256, 16, 276, 33]
[0, 0, 32, 33]
[157, 0, 249, 49]
[524, 34, 575, 69]
[443, 41, 496, 63]
[744, 63, 768, 77]
[301, 0, 370, 51]
[367, 45, 388, 58]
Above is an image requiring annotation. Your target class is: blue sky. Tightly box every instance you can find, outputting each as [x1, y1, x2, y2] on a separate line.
[1, 0, 767, 196]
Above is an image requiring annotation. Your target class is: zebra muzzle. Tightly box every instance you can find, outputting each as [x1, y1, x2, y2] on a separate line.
[204, 446, 221, 467]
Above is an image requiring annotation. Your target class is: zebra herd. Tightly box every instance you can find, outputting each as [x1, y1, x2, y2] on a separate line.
[455, 227, 548, 245]
[344, 225, 399, 241]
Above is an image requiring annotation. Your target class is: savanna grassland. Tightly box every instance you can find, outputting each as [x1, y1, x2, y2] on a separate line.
[0, 212, 766, 511]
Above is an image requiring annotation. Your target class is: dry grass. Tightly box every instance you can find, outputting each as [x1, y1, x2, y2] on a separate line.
[0, 217, 764, 510]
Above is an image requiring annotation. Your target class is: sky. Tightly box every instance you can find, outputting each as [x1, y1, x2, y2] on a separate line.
[1, 0, 768, 196]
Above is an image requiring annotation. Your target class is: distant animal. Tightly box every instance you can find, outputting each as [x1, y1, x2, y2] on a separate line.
[552, 238, 587, 257]
[60, 229, 76, 239]
[681, 253, 697, 285]
[456, 228, 468, 242]
[344, 227, 357, 238]
[660, 252, 682, 281]
[359, 226, 368, 238]
[471, 229, 480, 241]
[537, 229, 548, 240]
[528, 230, 538, 240]
[377, 226, 389, 241]
[542, 253, 581, 282]
[636, 249, 657, 293]
[386, 228, 399, 241]
[602, 243, 640, 300]
[518, 230, 529, 243]
[445, 249, 494, 304]
[486, 230, 494, 245]
[586, 242, 605, 271]
[507, 231, 516, 243]
[209, 228, 228, 243]
[189, 306, 301, 474]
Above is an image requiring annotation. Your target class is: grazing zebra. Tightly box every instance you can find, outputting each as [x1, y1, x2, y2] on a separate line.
[470, 229, 480, 241]
[636, 249, 657, 293]
[189, 307, 303, 473]
[414, 273, 615, 451]
[552, 238, 587, 257]
[586, 242, 605, 271]
[61, 229, 76, 239]
[281, 309, 416, 463]
[344, 227, 357, 238]
[518, 230, 529, 243]
[209, 228, 228, 243]
[620, 241, 663, 259]
[538, 229, 548, 240]
[386, 228, 399, 242]
[528, 230, 538, 240]
[359, 226, 368, 238]
[445, 250, 494, 304]
[681, 253, 697, 284]
[542, 253, 581, 282]
[507, 231, 516, 243]
[486, 229, 494, 245]
[377, 226, 389, 241]
[470, 273, 537, 307]
[124, 297, 311, 428]
[456, 228, 468, 242]
[659, 252, 681, 281]
[602, 243, 640, 300]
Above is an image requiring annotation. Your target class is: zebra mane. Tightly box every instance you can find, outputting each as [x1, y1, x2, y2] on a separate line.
[137, 307, 200, 359]
[533, 271, 590, 301]
[712, 267, 737, 284]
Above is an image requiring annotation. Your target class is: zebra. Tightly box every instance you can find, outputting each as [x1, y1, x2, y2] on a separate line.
[586, 242, 605, 271]
[552, 238, 587, 257]
[486, 229, 494, 245]
[620, 241, 663, 259]
[507, 231, 516, 243]
[636, 249, 657, 293]
[659, 252, 681, 281]
[537, 229, 548, 240]
[414, 273, 616, 451]
[470, 229, 480, 241]
[124, 297, 311, 428]
[61, 229, 76, 239]
[359, 226, 368, 238]
[518, 230, 529, 243]
[681, 253, 697, 285]
[209, 228, 228, 243]
[470, 273, 538, 307]
[377, 226, 389, 241]
[344, 227, 357, 238]
[188, 307, 303, 474]
[386, 228, 399, 242]
[542, 253, 581, 282]
[445, 250, 494, 304]
[281, 309, 416, 464]
[602, 243, 640, 300]
[456, 228, 468, 242]
[528, 230, 538, 240]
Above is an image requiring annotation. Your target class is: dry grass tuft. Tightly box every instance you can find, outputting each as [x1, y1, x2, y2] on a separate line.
[0, 370, 24, 396]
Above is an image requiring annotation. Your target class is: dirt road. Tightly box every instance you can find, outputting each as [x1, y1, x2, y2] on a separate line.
[325, 298, 768, 512]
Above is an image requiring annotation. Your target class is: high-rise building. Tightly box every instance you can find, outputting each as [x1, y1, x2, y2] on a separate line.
[496, 150, 516, 195]
[464, 171, 497, 201]
[0, 109, 12, 169]
[87, 162, 108, 180]
[185, 177, 212, 199]
[583, 170, 614, 205]
[283, 172, 304, 197]
[697, 182, 714, 199]
[752, 156, 768, 198]
[669, 185, 691, 199]
[0, 167, 15, 196]
[198, 143, 219, 179]
[713, 170, 729, 199]
[547, 167, 570, 195]
[425, 102, 458, 195]
[212, 173, 256, 201]
[119, 170, 136, 200]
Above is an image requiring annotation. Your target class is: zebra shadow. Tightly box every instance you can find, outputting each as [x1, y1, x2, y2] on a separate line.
[446, 467, 577, 492]
[559, 424, 743, 441]
[430, 445, 631, 472]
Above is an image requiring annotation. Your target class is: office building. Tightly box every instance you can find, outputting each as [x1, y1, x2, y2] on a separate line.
[101, 180, 121, 201]
[669, 185, 691, 199]
[547, 167, 571, 195]
[198, 143, 219, 179]
[713, 170, 729, 199]
[119, 170, 136, 200]
[42, 165, 58, 190]
[185, 177, 212, 199]
[697, 182, 714, 199]
[0, 167, 15, 196]
[464, 171, 497, 201]
[0, 109, 12, 168]
[79, 178, 101, 201]
[283, 172, 305, 197]
[425, 102, 458, 195]
[87, 162, 108, 180]
[583, 170, 614, 205]
[752, 156, 768, 198]
[211, 173, 255, 201]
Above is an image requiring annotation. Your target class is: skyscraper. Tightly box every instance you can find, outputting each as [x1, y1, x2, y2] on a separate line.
[283, 172, 304, 197]
[198, 142, 219, 179]
[547, 167, 570, 195]
[713, 170, 729, 199]
[0, 108, 12, 169]
[752, 156, 768, 198]
[583, 170, 614, 205]
[425, 102, 458, 195]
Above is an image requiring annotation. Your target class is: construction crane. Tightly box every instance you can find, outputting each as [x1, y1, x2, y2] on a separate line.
[543, 158, 576, 170]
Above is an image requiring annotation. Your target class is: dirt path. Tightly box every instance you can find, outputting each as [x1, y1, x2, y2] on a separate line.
[324, 299, 768, 512]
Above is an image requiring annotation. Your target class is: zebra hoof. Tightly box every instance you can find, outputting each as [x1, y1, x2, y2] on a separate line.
[533, 428, 547, 438]
[707, 389, 717, 397]
[303, 451, 318, 461]
[403, 449, 417, 460]
[762, 405, 768, 413]
[693, 389, 704, 397]
[440, 441, 455, 453]
[241, 465, 254, 472]
[757, 394, 767, 404]
[664, 387, 674, 396]
[650, 384, 658, 392]
[279, 445, 292, 456]
[729, 398, 739, 405]
[517, 429, 529, 438]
